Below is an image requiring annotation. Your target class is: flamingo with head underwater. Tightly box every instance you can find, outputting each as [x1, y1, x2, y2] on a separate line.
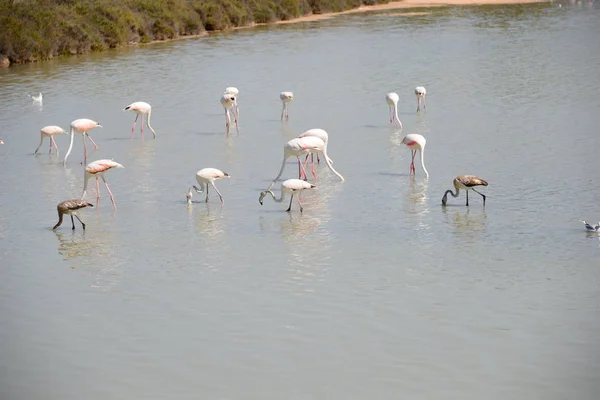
[415, 86, 427, 112]
[442, 175, 488, 206]
[35, 125, 68, 155]
[385, 92, 402, 127]
[401, 133, 429, 178]
[280, 92, 294, 121]
[259, 178, 316, 212]
[124, 101, 156, 139]
[187, 168, 230, 204]
[63, 119, 102, 165]
[81, 159, 124, 209]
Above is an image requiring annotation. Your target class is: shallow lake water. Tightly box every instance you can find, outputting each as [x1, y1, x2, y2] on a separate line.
[1, 1, 599, 399]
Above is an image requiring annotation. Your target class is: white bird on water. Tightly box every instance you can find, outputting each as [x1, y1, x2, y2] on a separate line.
[259, 179, 316, 213]
[581, 221, 600, 232]
[30, 92, 43, 103]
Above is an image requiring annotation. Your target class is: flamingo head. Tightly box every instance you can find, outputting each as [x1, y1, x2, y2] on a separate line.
[259, 190, 272, 205]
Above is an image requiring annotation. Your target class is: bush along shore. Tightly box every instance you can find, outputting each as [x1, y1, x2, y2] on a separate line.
[0, 0, 391, 67]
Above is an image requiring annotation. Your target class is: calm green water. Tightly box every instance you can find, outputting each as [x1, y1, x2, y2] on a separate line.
[1, 1, 599, 399]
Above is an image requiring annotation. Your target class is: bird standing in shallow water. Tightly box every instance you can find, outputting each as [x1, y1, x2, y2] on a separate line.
[220, 93, 239, 135]
[401, 133, 429, 178]
[442, 175, 488, 206]
[63, 119, 102, 165]
[81, 159, 124, 209]
[124, 101, 156, 139]
[53, 200, 94, 230]
[581, 221, 600, 232]
[385, 92, 402, 127]
[224, 87, 240, 117]
[259, 179, 316, 212]
[415, 86, 427, 112]
[188, 168, 230, 204]
[280, 92, 294, 121]
[35, 126, 68, 155]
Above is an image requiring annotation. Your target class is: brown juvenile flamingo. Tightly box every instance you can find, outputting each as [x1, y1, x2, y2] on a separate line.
[441, 175, 488, 206]
[52, 200, 94, 230]
[81, 159, 124, 210]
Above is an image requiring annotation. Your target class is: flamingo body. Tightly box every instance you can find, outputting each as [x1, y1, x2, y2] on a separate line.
[220, 93, 239, 135]
[280, 91, 294, 121]
[259, 178, 316, 212]
[415, 86, 427, 112]
[189, 168, 230, 204]
[385, 92, 402, 127]
[124, 101, 156, 139]
[442, 175, 488, 206]
[81, 159, 124, 209]
[35, 125, 68, 155]
[63, 118, 102, 165]
[224, 87, 240, 121]
[53, 199, 94, 230]
[298, 128, 333, 167]
[401, 133, 429, 178]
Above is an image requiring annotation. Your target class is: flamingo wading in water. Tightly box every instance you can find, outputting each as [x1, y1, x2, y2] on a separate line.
[224, 87, 240, 117]
[280, 92, 293, 121]
[415, 86, 427, 112]
[441, 175, 488, 206]
[124, 102, 156, 139]
[52, 200, 94, 230]
[268, 136, 344, 190]
[81, 159, 124, 210]
[298, 128, 333, 167]
[220, 93, 239, 135]
[63, 119, 102, 165]
[401, 133, 429, 178]
[259, 179, 316, 213]
[187, 168, 230, 204]
[385, 92, 402, 127]
[35, 126, 68, 155]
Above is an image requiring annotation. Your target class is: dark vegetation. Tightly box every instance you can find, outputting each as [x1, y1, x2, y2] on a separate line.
[0, 0, 390, 66]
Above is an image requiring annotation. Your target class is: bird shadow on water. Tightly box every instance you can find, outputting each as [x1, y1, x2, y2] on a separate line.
[187, 201, 226, 239]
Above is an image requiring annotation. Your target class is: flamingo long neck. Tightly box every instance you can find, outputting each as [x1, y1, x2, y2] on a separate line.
[419, 149, 429, 178]
[63, 129, 75, 165]
[147, 110, 156, 138]
[445, 187, 460, 199]
[321, 148, 344, 182]
[35, 133, 44, 154]
[394, 104, 402, 128]
[81, 172, 90, 199]
[53, 211, 64, 229]
[269, 153, 291, 190]
[267, 190, 286, 203]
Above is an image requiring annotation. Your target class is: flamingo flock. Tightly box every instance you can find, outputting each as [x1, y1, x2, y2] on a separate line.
[29, 83, 587, 230]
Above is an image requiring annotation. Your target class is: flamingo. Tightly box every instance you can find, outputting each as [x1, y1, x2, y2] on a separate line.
[385, 92, 402, 127]
[30, 92, 43, 103]
[124, 101, 156, 139]
[187, 168, 230, 204]
[268, 136, 343, 190]
[280, 92, 294, 121]
[415, 86, 427, 112]
[0, 140, 3, 144]
[81, 159, 124, 210]
[581, 221, 600, 232]
[224, 87, 240, 118]
[53, 200, 94, 230]
[220, 93, 239, 135]
[441, 175, 488, 206]
[34, 126, 68, 155]
[298, 128, 333, 167]
[401, 133, 429, 178]
[63, 119, 102, 165]
[259, 179, 316, 212]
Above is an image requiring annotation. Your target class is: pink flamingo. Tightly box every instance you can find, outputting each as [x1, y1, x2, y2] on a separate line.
[220, 93, 239, 135]
[224, 87, 240, 117]
[385, 92, 402, 127]
[63, 119, 102, 165]
[401, 133, 429, 178]
[124, 102, 156, 139]
[269, 136, 343, 190]
[35, 125, 68, 155]
[53, 200, 94, 230]
[415, 86, 427, 112]
[259, 179, 316, 212]
[187, 168, 230, 204]
[298, 128, 333, 168]
[81, 159, 124, 209]
[280, 91, 294, 121]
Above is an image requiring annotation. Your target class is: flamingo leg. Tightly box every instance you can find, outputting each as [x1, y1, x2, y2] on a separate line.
[298, 157, 309, 181]
[86, 133, 99, 150]
[417, 98, 421, 113]
[101, 176, 117, 210]
[141, 114, 145, 139]
[51, 136, 59, 155]
[466, 190, 469, 206]
[74, 214, 86, 229]
[297, 194, 304, 213]
[287, 194, 293, 212]
[281, 105, 285, 121]
[205, 183, 209, 203]
[95, 177, 101, 205]
[82, 134, 88, 163]
[311, 155, 318, 182]
[224, 110, 230, 135]
[423, 96, 427, 110]
[409, 150, 416, 175]
[48, 138, 53, 154]
[298, 158, 304, 179]
[211, 182, 225, 204]
[131, 114, 139, 139]
[472, 188, 486, 206]
[70, 215, 76, 230]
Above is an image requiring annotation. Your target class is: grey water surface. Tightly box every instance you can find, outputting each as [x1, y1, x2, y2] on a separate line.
[1, 1, 600, 399]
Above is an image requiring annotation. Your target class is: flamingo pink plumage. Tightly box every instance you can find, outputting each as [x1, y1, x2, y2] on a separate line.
[124, 101, 156, 139]
[35, 125, 68, 155]
[401, 133, 429, 178]
[63, 119, 102, 165]
[81, 159, 124, 209]
[385, 92, 402, 127]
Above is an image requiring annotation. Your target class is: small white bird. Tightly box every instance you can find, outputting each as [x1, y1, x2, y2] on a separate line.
[30, 92, 43, 102]
[280, 91, 294, 121]
[581, 221, 600, 232]
[259, 179, 316, 212]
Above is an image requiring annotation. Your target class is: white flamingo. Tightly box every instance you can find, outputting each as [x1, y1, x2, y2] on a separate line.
[220, 93, 239, 135]
[259, 179, 316, 212]
[224, 87, 240, 118]
[280, 92, 294, 121]
[35, 125, 68, 155]
[401, 133, 429, 178]
[81, 159, 124, 210]
[415, 86, 427, 112]
[187, 168, 230, 204]
[124, 101, 156, 139]
[63, 119, 102, 165]
[385, 92, 402, 127]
